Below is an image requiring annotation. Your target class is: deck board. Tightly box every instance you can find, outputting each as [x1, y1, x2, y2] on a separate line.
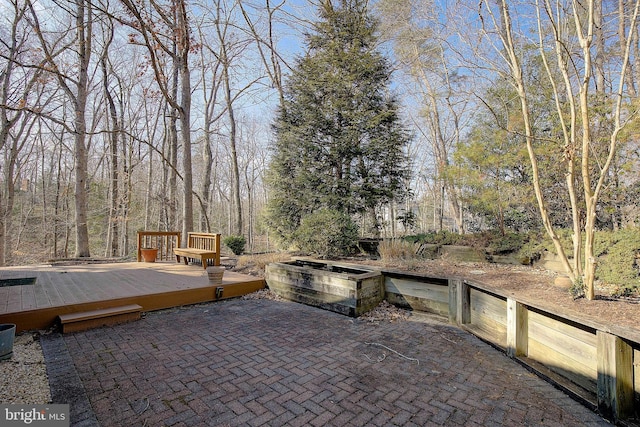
[7, 286, 21, 308]
[0, 261, 265, 332]
[21, 283, 36, 310]
[0, 287, 8, 312]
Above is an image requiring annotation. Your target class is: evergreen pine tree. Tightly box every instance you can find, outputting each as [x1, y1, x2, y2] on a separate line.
[265, 0, 411, 248]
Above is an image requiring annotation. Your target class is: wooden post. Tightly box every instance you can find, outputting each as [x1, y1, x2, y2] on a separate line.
[214, 233, 221, 266]
[448, 279, 469, 326]
[137, 232, 142, 262]
[448, 279, 457, 324]
[506, 298, 528, 358]
[597, 330, 634, 421]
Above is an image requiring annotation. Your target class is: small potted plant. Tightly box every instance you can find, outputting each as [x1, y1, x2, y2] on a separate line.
[140, 247, 159, 262]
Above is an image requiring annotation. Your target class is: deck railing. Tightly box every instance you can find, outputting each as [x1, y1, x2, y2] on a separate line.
[136, 231, 181, 262]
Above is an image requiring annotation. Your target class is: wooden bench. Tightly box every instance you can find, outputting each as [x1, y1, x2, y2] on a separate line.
[173, 232, 221, 270]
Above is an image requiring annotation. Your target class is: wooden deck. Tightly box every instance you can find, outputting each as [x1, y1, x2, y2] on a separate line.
[0, 261, 265, 332]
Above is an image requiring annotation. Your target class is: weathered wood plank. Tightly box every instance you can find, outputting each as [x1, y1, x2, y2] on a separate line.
[597, 331, 634, 421]
[528, 338, 597, 393]
[268, 267, 363, 291]
[33, 277, 50, 308]
[0, 286, 10, 313]
[386, 292, 448, 316]
[268, 268, 343, 287]
[268, 282, 356, 316]
[469, 308, 507, 346]
[266, 262, 384, 317]
[528, 313, 597, 369]
[528, 310, 597, 347]
[634, 348, 640, 409]
[454, 279, 470, 325]
[268, 277, 383, 313]
[21, 283, 36, 311]
[506, 298, 527, 358]
[469, 287, 508, 346]
[385, 277, 448, 303]
[267, 271, 355, 299]
[470, 288, 507, 325]
[7, 286, 21, 309]
[39, 272, 65, 308]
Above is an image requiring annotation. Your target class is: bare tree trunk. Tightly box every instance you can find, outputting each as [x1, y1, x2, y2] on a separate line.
[118, 0, 194, 243]
[169, 85, 179, 231]
[196, 22, 223, 232]
[594, 1, 605, 93]
[491, 0, 575, 276]
[485, 0, 640, 300]
[145, 139, 154, 230]
[101, 25, 120, 257]
[53, 142, 64, 258]
[176, 0, 194, 241]
[28, 0, 93, 257]
[218, 23, 243, 236]
[71, 0, 93, 257]
[0, 0, 42, 265]
[620, 0, 638, 96]
[200, 136, 213, 231]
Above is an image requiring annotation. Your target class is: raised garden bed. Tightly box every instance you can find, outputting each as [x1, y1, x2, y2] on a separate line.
[265, 259, 383, 317]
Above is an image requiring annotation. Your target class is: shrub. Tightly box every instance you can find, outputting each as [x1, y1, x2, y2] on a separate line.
[517, 229, 573, 262]
[594, 229, 640, 295]
[517, 228, 640, 295]
[293, 209, 359, 258]
[223, 235, 246, 256]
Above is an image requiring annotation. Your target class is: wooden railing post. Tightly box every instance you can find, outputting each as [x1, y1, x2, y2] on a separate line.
[506, 298, 528, 358]
[137, 232, 143, 262]
[597, 330, 634, 422]
[214, 233, 221, 266]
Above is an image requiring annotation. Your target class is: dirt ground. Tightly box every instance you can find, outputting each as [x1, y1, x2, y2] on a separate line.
[369, 258, 640, 334]
[233, 255, 640, 338]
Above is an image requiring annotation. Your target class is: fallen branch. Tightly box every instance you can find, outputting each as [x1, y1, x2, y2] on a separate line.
[364, 342, 419, 365]
[134, 397, 150, 415]
[440, 334, 459, 344]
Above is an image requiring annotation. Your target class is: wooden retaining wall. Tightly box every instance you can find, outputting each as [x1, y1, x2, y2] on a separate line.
[380, 272, 639, 424]
[266, 261, 384, 317]
[384, 271, 449, 317]
[635, 346, 640, 412]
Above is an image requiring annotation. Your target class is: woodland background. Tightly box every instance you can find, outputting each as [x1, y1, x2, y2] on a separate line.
[1, 0, 639, 298]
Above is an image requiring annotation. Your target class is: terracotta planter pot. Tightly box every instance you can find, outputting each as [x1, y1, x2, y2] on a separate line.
[141, 248, 158, 263]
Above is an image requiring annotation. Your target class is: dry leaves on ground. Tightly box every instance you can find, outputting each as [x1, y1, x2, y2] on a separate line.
[241, 288, 285, 301]
[359, 300, 410, 323]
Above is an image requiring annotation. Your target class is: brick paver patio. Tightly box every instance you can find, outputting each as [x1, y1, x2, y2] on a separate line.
[42, 298, 608, 426]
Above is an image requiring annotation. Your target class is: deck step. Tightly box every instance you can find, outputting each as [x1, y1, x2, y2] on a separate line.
[58, 304, 143, 333]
